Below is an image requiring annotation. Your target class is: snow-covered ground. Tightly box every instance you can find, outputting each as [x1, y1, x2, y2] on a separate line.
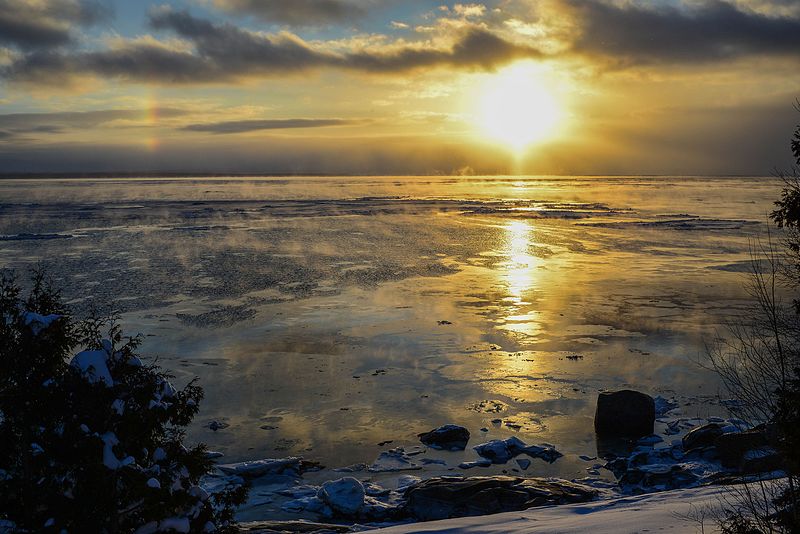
[374, 484, 727, 533]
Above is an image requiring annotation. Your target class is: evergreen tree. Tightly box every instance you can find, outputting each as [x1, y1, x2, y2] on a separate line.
[0, 271, 247, 533]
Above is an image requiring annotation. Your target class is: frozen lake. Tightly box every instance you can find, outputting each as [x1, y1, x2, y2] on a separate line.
[0, 175, 781, 496]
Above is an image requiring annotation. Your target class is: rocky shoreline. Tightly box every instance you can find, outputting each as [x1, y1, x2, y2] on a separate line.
[200, 390, 786, 533]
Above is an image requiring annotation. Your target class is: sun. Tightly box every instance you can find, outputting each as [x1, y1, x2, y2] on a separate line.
[476, 62, 564, 151]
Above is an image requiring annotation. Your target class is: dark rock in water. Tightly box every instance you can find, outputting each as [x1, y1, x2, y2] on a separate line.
[714, 429, 768, 468]
[418, 424, 471, 451]
[682, 422, 726, 452]
[594, 390, 655, 437]
[204, 420, 229, 431]
[403, 476, 597, 521]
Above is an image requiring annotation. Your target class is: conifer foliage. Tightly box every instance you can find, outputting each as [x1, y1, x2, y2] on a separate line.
[0, 271, 246, 532]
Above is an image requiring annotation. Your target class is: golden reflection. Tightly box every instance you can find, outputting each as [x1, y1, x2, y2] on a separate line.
[504, 220, 540, 302]
[498, 220, 543, 338]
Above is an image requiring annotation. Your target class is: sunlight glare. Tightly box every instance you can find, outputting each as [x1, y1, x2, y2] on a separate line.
[477, 62, 564, 151]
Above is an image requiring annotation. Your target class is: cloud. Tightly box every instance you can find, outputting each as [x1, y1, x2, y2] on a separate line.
[2, 1, 798, 88]
[568, 0, 800, 64]
[212, 0, 368, 26]
[0, 108, 187, 142]
[1, 8, 544, 86]
[0, 0, 110, 50]
[181, 118, 359, 134]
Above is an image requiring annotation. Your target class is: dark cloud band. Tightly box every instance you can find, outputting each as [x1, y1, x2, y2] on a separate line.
[181, 118, 358, 134]
[569, 0, 800, 63]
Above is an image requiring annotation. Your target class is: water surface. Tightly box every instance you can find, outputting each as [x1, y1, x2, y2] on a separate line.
[0, 175, 779, 485]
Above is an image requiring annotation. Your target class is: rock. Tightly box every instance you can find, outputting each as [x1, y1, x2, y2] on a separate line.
[418, 424, 471, 451]
[317, 477, 365, 516]
[473, 436, 561, 464]
[740, 447, 784, 474]
[619, 464, 699, 490]
[403, 476, 597, 521]
[682, 422, 727, 452]
[594, 390, 655, 437]
[204, 420, 229, 431]
[714, 429, 768, 468]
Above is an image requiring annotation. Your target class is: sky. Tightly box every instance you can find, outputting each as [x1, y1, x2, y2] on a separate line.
[0, 0, 798, 175]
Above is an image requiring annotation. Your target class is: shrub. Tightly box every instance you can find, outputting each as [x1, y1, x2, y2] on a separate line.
[0, 271, 247, 532]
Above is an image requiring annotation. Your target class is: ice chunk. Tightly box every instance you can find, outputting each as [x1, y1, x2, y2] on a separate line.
[473, 436, 561, 464]
[368, 447, 423, 473]
[217, 457, 306, 478]
[653, 396, 678, 416]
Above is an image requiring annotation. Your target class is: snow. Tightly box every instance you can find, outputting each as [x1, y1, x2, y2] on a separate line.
[373, 484, 744, 533]
[101, 432, 134, 470]
[71, 348, 113, 387]
[22, 312, 60, 335]
[111, 399, 125, 415]
[136, 518, 189, 533]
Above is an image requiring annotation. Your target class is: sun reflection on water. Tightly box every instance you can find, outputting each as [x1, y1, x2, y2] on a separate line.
[505, 220, 540, 302]
[500, 220, 542, 337]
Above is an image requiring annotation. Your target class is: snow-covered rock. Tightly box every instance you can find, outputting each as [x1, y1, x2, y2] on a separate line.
[316, 477, 365, 516]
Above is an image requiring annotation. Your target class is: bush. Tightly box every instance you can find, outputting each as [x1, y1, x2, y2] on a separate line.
[706, 106, 800, 532]
[0, 271, 247, 532]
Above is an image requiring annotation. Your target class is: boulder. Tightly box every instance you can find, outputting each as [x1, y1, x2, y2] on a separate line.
[682, 423, 726, 452]
[317, 477, 365, 516]
[418, 424, 471, 451]
[740, 447, 784, 474]
[403, 476, 597, 521]
[714, 429, 768, 467]
[619, 464, 699, 490]
[594, 390, 655, 437]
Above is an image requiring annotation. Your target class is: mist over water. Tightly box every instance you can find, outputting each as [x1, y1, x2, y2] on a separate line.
[0, 175, 782, 485]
